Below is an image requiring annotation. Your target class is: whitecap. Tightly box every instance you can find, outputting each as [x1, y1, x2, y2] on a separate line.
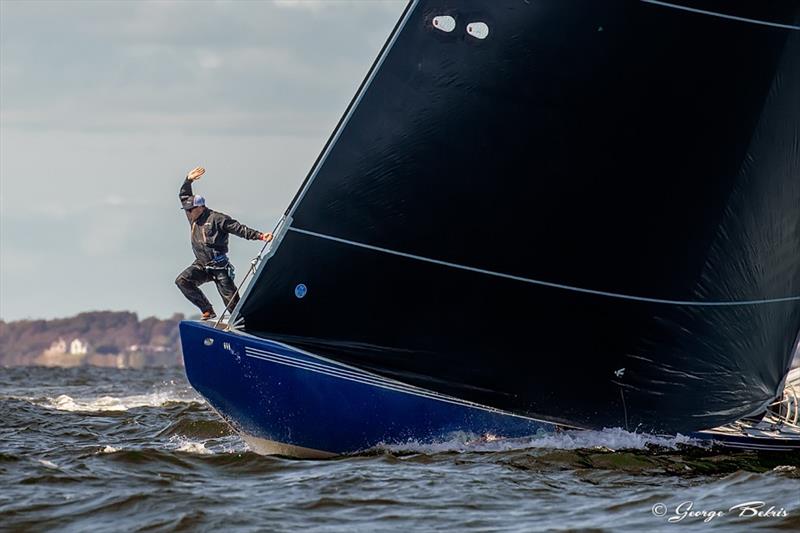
[168, 436, 212, 455]
[379, 427, 704, 454]
[35, 391, 203, 412]
[38, 459, 59, 469]
[511, 427, 703, 451]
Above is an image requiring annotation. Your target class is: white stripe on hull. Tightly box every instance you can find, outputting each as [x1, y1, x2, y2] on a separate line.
[242, 345, 559, 424]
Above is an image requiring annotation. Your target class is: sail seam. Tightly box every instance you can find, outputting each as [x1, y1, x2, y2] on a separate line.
[640, 0, 800, 31]
[289, 226, 800, 307]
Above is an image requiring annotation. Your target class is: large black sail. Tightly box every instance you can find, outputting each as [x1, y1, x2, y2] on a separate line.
[237, 0, 800, 433]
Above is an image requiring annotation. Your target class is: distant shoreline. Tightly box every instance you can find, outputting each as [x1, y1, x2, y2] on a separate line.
[0, 311, 186, 368]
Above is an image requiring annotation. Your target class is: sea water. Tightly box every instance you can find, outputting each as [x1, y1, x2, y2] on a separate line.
[0, 366, 798, 532]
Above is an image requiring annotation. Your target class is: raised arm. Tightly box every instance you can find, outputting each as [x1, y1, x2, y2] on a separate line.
[180, 166, 205, 204]
[179, 178, 193, 204]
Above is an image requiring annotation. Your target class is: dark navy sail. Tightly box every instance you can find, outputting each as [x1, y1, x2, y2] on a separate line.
[236, 0, 800, 433]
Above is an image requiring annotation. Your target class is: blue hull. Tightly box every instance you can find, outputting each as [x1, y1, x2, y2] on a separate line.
[179, 320, 555, 457]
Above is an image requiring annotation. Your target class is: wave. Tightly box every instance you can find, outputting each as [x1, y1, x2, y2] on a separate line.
[28, 391, 204, 412]
[99, 446, 120, 454]
[92, 436, 249, 458]
[37, 459, 60, 469]
[164, 435, 250, 455]
[167, 437, 214, 455]
[376, 427, 705, 455]
[157, 418, 233, 439]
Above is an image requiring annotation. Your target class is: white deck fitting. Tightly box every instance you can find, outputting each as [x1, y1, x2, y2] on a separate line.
[432, 15, 456, 33]
[466, 22, 489, 39]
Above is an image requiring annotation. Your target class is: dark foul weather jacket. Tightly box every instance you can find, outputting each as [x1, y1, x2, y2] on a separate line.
[179, 178, 262, 266]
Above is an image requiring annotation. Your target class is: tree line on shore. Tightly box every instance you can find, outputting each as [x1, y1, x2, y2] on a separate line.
[0, 311, 186, 367]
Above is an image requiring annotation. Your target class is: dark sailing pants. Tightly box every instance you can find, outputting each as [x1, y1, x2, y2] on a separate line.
[175, 261, 240, 314]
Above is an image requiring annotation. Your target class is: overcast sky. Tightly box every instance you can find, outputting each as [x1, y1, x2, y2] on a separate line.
[0, 0, 406, 321]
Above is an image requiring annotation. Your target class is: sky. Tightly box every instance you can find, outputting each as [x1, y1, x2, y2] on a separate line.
[0, 0, 406, 322]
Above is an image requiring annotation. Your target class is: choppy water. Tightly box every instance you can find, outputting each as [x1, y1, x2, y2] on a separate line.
[0, 367, 798, 532]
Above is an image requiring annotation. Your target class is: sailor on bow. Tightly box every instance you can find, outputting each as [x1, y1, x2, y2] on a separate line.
[175, 166, 272, 320]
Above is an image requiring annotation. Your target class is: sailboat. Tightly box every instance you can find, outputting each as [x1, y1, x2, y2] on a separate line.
[180, 0, 800, 457]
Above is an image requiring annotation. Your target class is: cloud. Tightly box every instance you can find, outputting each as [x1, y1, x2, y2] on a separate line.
[104, 194, 130, 207]
[0, 0, 406, 321]
[198, 52, 223, 70]
[1, 2, 403, 135]
[273, 0, 329, 11]
[274, 0, 403, 14]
